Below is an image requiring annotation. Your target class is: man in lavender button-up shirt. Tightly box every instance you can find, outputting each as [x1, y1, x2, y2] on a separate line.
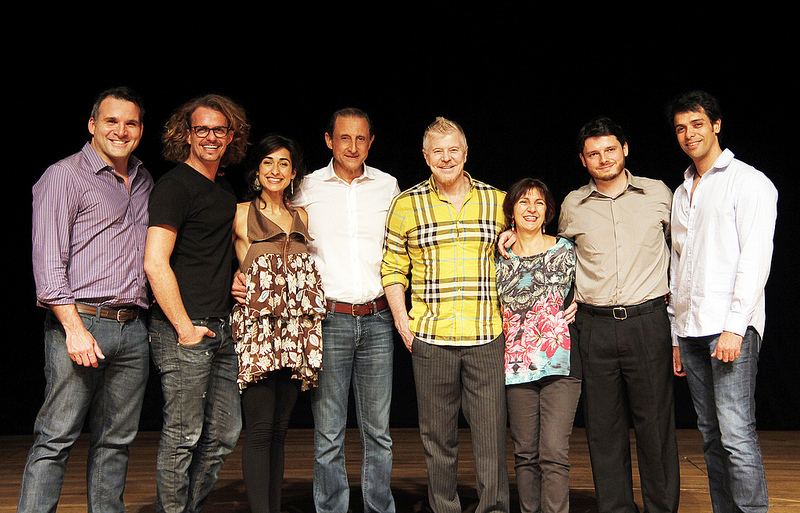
[19, 87, 152, 513]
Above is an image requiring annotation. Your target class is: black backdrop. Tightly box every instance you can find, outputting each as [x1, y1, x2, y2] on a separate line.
[5, 8, 798, 435]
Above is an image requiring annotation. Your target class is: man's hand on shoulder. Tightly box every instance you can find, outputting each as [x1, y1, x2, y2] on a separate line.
[497, 230, 516, 258]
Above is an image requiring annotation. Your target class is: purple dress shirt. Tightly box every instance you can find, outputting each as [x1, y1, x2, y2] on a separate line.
[32, 142, 153, 308]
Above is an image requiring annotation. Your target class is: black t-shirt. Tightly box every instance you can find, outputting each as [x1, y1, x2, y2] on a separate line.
[148, 163, 236, 318]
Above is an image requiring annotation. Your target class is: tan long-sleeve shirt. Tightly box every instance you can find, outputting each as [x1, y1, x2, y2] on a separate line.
[558, 170, 672, 307]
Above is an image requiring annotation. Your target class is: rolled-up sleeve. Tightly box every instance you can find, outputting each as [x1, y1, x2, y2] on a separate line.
[32, 165, 78, 305]
[381, 195, 411, 290]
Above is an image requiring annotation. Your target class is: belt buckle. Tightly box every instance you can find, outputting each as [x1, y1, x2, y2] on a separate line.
[612, 306, 627, 321]
[116, 308, 132, 322]
[351, 301, 376, 316]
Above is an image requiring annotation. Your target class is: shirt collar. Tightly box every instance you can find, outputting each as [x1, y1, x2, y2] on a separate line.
[683, 148, 735, 181]
[321, 158, 375, 184]
[427, 171, 475, 199]
[81, 141, 143, 180]
[580, 169, 642, 200]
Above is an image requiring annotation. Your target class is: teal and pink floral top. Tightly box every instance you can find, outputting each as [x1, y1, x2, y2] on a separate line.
[495, 237, 576, 385]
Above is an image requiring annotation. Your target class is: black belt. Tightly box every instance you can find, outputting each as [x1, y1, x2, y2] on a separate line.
[75, 303, 140, 322]
[325, 296, 388, 316]
[579, 296, 667, 321]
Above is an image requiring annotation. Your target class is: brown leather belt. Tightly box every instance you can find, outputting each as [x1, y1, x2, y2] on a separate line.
[75, 303, 140, 322]
[325, 296, 388, 316]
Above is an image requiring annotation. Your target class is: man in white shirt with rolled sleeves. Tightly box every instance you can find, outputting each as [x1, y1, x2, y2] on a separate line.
[668, 90, 777, 513]
[293, 108, 400, 513]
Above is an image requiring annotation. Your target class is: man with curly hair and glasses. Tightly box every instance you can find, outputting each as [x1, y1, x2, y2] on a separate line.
[144, 94, 250, 513]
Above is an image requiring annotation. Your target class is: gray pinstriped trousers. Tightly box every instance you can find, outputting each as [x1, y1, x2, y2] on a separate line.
[412, 335, 510, 513]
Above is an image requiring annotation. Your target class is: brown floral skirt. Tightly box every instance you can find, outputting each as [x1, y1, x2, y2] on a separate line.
[231, 252, 326, 391]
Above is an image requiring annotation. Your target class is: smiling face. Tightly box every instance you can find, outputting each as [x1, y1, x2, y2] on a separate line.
[580, 135, 628, 184]
[423, 131, 468, 189]
[325, 115, 374, 179]
[88, 97, 143, 170]
[186, 106, 233, 167]
[257, 147, 295, 195]
[513, 187, 547, 234]
[673, 107, 722, 168]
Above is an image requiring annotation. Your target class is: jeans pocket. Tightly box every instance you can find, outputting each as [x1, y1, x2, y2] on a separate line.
[177, 335, 216, 365]
[80, 313, 97, 332]
[375, 307, 394, 322]
[148, 330, 165, 372]
[177, 319, 217, 349]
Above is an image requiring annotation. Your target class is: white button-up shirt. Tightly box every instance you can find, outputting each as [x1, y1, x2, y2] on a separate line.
[293, 160, 400, 304]
[669, 149, 778, 344]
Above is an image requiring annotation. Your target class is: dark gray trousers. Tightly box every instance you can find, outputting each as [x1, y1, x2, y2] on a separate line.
[506, 376, 581, 513]
[575, 302, 680, 513]
[412, 335, 510, 513]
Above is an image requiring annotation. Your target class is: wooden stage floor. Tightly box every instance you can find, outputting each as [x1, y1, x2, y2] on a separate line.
[1, 428, 798, 512]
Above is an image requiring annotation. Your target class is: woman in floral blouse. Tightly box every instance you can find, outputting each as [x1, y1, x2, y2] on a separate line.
[230, 134, 326, 513]
[495, 178, 580, 513]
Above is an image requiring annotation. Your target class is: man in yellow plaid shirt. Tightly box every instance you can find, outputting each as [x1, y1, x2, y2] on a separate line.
[382, 117, 509, 513]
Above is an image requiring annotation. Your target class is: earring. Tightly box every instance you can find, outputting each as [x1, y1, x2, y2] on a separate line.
[290, 180, 294, 195]
[253, 177, 262, 191]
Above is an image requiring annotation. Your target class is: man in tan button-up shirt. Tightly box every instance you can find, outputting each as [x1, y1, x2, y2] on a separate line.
[559, 116, 679, 513]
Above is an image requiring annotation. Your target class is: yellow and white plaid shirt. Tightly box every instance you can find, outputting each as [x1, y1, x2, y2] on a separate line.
[381, 174, 506, 346]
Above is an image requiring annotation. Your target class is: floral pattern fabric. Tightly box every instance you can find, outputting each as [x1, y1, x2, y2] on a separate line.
[230, 207, 327, 391]
[495, 237, 576, 385]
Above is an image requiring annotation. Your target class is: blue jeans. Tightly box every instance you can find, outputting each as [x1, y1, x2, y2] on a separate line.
[310, 306, 395, 513]
[679, 327, 768, 513]
[148, 316, 242, 513]
[18, 310, 149, 513]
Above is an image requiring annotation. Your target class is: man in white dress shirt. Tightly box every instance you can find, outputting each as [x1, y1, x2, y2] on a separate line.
[667, 90, 777, 513]
[292, 108, 400, 513]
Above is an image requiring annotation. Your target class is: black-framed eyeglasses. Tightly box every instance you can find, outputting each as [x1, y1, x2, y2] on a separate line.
[190, 125, 232, 138]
